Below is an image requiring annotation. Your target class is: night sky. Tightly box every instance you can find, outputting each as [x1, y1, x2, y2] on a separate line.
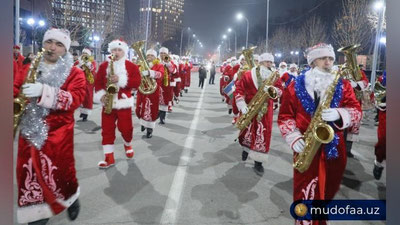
[126, 0, 343, 55]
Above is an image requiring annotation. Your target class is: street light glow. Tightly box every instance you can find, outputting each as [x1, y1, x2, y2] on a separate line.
[374, 1, 384, 10]
[93, 35, 100, 41]
[222, 34, 227, 39]
[236, 13, 243, 20]
[27, 18, 35, 26]
[193, 34, 196, 38]
[380, 36, 386, 44]
[295, 51, 299, 55]
[38, 20, 45, 27]
[228, 28, 232, 33]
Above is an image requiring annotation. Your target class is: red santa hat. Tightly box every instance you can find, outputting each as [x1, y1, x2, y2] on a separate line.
[108, 38, 129, 56]
[159, 47, 169, 54]
[43, 28, 71, 51]
[82, 48, 92, 56]
[289, 63, 298, 69]
[305, 43, 335, 65]
[259, 53, 274, 63]
[13, 45, 21, 50]
[146, 49, 157, 57]
[253, 54, 260, 61]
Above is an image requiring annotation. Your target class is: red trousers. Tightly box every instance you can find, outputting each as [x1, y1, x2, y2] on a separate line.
[101, 108, 133, 145]
[375, 110, 386, 162]
[174, 82, 181, 97]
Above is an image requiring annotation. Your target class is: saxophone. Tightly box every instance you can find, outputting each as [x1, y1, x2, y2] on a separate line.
[293, 67, 342, 173]
[237, 46, 257, 80]
[337, 44, 363, 100]
[131, 40, 158, 95]
[13, 48, 47, 137]
[81, 55, 94, 84]
[236, 67, 280, 131]
[104, 54, 118, 114]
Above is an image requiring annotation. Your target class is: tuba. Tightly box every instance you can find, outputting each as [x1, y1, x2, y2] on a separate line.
[374, 81, 386, 106]
[13, 48, 48, 137]
[81, 55, 95, 84]
[293, 67, 343, 173]
[104, 54, 118, 114]
[131, 40, 158, 95]
[236, 67, 280, 131]
[337, 44, 363, 99]
[237, 46, 256, 80]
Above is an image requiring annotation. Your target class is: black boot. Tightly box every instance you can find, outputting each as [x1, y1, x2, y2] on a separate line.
[346, 141, 354, 158]
[159, 111, 166, 124]
[28, 219, 50, 225]
[180, 92, 183, 97]
[253, 161, 264, 176]
[242, 150, 248, 161]
[228, 109, 232, 115]
[81, 113, 88, 122]
[67, 199, 80, 221]
[146, 128, 153, 138]
[79, 113, 83, 118]
[185, 89, 188, 93]
[373, 164, 384, 180]
[141, 125, 146, 132]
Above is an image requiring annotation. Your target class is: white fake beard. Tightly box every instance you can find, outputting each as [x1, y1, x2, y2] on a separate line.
[279, 68, 287, 76]
[260, 65, 272, 80]
[305, 67, 335, 100]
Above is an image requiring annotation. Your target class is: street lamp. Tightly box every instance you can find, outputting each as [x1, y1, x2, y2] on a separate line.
[370, 0, 386, 90]
[228, 28, 237, 56]
[236, 12, 249, 48]
[27, 18, 46, 53]
[380, 36, 386, 45]
[266, 0, 270, 51]
[93, 35, 100, 61]
[180, 27, 190, 57]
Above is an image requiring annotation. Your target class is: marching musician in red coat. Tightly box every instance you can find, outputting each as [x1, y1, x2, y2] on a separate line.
[373, 71, 386, 180]
[159, 47, 177, 123]
[234, 53, 283, 176]
[280, 63, 298, 88]
[182, 57, 193, 93]
[344, 69, 369, 157]
[219, 60, 229, 101]
[277, 43, 361, 225]
[13, 45, 25, 71]
[94, 39, 141, 169]
[16, 28, 85, 225]
[222, 57, 236, 114]
[231, 55, 247, 124]
[73, 48, 97, 121]
[135, 49, 164, 138]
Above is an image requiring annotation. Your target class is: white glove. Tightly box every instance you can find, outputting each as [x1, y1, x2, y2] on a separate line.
[378, 102, 386, 107]
[293, 138, 305, 153]
[22, 83, 43, 98]
[237, 100, 248, 114]
[350, 80, 358, 88]
[141, 70, 150, 77]
[321, 108, 340, 122]
[240, 106, 249, 114]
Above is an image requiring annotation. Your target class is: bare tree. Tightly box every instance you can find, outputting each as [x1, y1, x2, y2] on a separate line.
[332, 0, 373, 52]
[124, 21, 143, 45]
[298, 14, 327, 50]
[367, 11, 386, 31]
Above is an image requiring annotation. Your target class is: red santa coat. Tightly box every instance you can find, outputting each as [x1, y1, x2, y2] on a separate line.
[235, 68, 283, 162]
[183, 62, 193, 88]
[159, 61, 177, 111]
[280, 72, 297, 88]
[224, 64, 240, 106]
[277, 71, 361, 222]
[16, 65, 86, 223]
[13, 60, 23, 97]
[136, 63, 164, 128]
[219, 65, 231, 96]
[74, 59, 97, 114]
[14, 53, 25, 71]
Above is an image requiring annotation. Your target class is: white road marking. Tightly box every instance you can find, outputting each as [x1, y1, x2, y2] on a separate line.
[160, 83, 206, 225]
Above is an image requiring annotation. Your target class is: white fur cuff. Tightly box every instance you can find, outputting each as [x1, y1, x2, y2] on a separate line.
[334, 108, 351, 130]
[94, 89, 106, 104]
[37, 84, 57, 109]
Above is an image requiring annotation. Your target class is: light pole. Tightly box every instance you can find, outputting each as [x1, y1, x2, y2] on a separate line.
[236, 13, 249, 48]
[370, 0, 385, 90]
[228, 28, 237, 56]
[93, 35, 100, 62]
[180, 27, 190, 56]
[15, 0, 20, 46]
[144, 0, 152, 52]
[266, 0, 270, 51]
[27, 18, 45, 53]
[290, 50, 299, 65]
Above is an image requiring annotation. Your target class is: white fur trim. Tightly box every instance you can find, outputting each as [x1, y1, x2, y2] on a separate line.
[37, 84, 57, 109]
[251, 67, 259, 89]
[159, 47, 169, 54]
[236, 99, 247, 112]
[356, 81, 367, 90]
[112, 96, 134, 109]
[170, 81, 176, 87]
[103, 144, 114, 154]
[146, 49, 157, 56]
[248, 150, 269, 163]
[108, 39, 128, 56]
[346, 133, 359, 142]
[79, 108, 92, 115]
[140, 119, 156, 129]
[289, 63, 298, 69]
[259, 53, 274, 63]
[279, 62, 287, 67]
[159, 105, 168, 111]
[124, 141, 132, 146]
[112, 59, 128, 88]
[285, 130, 303, 150]
[174, 77, 182, 82]
[307, 44, 335, 65]
[43, 28, 71, 51]
[17, 187, 80, 223]
[94, 89, 106, 104]
[334, 108, 351, 130]
[82, 48, 92, 56]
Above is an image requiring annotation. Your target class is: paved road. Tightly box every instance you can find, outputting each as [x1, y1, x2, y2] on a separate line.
[14, 72, 385, 225]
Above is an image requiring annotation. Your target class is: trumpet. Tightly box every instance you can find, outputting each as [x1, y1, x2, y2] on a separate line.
[81, 55, 95, 84]
[14, 48, 48, 137]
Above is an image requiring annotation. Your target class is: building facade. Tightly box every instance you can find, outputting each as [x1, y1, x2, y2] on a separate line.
[139, 0, 184, 43]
